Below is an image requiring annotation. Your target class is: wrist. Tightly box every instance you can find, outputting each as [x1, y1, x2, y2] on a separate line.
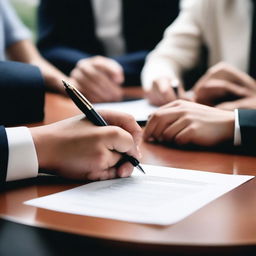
[29, 126, 54, 172]
[44, 75, 66, 94]
[223, 111, 236, 143]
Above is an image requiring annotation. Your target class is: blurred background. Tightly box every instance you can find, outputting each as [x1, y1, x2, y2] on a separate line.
[10, 0, 38, 37]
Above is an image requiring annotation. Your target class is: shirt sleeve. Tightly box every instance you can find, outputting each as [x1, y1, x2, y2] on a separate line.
[234, 109, 241, 146]
[1, 0, 31, 48]
[5, 127, 38, 182]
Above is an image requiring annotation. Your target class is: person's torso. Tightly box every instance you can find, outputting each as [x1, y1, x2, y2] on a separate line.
[46, 0, 180, 56]
[200, 0, 252, 72]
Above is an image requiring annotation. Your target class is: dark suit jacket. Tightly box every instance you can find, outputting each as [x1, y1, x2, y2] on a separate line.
[0, 61, 45, 185]
[37, 0, 180, 85]
[238, 109, 256, 153]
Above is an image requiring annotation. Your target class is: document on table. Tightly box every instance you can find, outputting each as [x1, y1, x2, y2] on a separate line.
[25, 165, 254, 225]
[94, 99, 158, 122]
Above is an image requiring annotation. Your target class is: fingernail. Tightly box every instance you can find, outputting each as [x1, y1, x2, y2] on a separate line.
[120, 170, 127, 178]
[147, 137, 155, 142]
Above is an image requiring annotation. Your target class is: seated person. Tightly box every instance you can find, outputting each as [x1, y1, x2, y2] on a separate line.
[0, 0, 142, 187]
[0, 62, 141, 187]
[142, 0, 256, 108]
[1, 0, 108, 100]
[37, 0, 181, 102]
[143, 100, 255, 152]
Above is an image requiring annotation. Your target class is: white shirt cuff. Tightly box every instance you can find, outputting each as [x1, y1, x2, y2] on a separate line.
[234, 109, 241, 146]
[5, 127, 38, 182]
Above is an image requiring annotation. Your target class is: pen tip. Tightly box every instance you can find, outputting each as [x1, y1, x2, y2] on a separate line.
[137, 164, 146, 174]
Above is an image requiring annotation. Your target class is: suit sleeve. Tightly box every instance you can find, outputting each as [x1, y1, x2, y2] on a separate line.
[0, 61, 45, 126]
[37, 0, 95, 74]
[0, 126, 8, 187]
[113, 51, 148, 85]
[37, 46, 92, 75]
[238, 109, 256, 153]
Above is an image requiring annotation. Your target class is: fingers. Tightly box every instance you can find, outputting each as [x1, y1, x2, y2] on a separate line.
[207, 62, 256, 88]
[102, 126, 140, 159]
[216, 81, 250, 97]
[195, 79, 250, 105]
[86, 167, 118, 181]
[144, 102, 187, 141]
[70, 57, 124, 102]
[173, 126, 193, 146]
[78, 62, 123, 101]
[101, 126, 139, 179]
[70, 68, 109, 102]
[99, 110, 142, 145]
[116, 161, 134, 178]
[91, 56, 124, 84]
[146, 78, 179, 106]
[215, 96, 256, 110]
[144, 108, 174, 141]
[96, 112, 142, 179]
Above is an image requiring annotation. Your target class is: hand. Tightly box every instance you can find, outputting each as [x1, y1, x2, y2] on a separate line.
[143, 100, 235, 147]
[30, 111, 142, 181]
[193, 62, 256, 106]
[216, 95, 256, 110]
[145, 77, 188, 106]
[70, 56, 124, 102]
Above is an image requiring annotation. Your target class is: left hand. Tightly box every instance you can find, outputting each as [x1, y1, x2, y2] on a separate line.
[70, 56, 124, 102]
[143, 100, 235, 147]
[215, 95, 256, 110]
[193, 62, 256, 107]
[145, 77, 189, 106]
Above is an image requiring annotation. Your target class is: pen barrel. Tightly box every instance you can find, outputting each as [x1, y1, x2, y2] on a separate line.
[121, 153, 139, 167]
[66, 88, 107, 126]
[88, 109, 108, 126]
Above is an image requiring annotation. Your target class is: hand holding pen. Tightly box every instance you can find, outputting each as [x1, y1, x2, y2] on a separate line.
[146, 77, 181, 106]
[62, 80, 145, 174]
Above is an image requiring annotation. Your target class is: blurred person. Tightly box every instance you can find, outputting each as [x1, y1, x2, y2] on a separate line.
[0, 0, 142, 187]
[142, 0, 256, 109]
[0, 0, 71, 95]
[37, 0, 181, 102]
[1, 0, 121, 101]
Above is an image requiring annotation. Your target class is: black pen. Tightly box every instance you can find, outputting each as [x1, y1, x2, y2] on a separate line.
[62, 80, 145, 174]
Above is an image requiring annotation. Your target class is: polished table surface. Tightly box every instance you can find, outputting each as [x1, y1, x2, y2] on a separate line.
[1, 88, 256, 254]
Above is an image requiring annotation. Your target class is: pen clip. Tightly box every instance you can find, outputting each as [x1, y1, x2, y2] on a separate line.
[62, 80, 93, 110]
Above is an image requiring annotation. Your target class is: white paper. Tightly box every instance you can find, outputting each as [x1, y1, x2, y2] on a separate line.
[94, 99, 157, 122]
[25, 165, 254, 225]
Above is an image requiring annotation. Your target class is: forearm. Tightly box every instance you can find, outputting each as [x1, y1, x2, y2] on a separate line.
[6, 40, 68, 94]
[39, 46, 92, 75]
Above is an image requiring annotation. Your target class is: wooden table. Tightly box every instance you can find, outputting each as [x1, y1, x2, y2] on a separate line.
[1, 89, 256, 255]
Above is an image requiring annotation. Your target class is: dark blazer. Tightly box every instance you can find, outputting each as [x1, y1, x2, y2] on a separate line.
[37, 0, 180, 85]
[238, 109, 256, 153]
[0, 61, 45, 185]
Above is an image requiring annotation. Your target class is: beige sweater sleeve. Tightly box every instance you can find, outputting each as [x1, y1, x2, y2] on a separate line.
[141, 0, 205, 90]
